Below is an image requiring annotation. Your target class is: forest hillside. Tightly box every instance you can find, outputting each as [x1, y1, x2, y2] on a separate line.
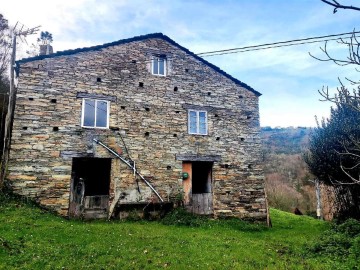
[261, 127, 316, 215]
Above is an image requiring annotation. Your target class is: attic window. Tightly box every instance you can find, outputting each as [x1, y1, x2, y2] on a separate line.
[151, 56, 166, 76]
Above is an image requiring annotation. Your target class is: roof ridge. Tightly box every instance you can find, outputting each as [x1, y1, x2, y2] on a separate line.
[16, 32, 261, 96]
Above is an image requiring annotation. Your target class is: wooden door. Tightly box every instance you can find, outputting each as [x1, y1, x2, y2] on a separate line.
[182, 161, 213, 215]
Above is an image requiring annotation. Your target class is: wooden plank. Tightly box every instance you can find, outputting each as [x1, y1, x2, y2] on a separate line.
[203, 194, 209, 215]
[196, 195, 201, 214]
[182, 162, 192, 205]
[207, 193, 213, 214]
[191, 193, 213, 215]
[84, 195, 109, 209]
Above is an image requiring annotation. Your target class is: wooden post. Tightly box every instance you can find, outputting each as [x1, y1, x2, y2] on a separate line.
[315, 179, 322, 219]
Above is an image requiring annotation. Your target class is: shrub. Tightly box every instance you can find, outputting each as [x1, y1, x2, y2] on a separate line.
[335, 218, 360, 237]
[307, 218, 360, 263]
[160, 208, 207, 227]
[350, 236, 360, 258]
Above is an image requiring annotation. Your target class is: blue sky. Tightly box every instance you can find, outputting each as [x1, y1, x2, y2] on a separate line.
[2, 0, 360, 127]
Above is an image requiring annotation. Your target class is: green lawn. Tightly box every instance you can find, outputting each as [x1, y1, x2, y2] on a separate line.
[0, 195, 350, 270]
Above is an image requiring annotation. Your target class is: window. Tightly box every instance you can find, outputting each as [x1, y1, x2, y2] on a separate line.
[81, 99, 109, 128]
[188, 110, 207, 135]
[152, 56, 166, 76]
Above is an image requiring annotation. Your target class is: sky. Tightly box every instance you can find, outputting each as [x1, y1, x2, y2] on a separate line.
[1, 0, 360, 127]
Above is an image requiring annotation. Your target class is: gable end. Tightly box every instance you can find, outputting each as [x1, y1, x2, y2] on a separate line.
[15, 33, 261, 96]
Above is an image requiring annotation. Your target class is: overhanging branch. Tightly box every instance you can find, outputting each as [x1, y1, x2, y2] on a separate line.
[321, 0, 360, 12]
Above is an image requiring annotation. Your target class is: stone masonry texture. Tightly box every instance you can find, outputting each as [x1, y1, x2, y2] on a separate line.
[7, 34, 267, 220]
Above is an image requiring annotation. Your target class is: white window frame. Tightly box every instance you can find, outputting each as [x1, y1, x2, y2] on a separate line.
[81, 98, 110, 129]
[188, 110, 208, 135]
[151, 56, 167, 76]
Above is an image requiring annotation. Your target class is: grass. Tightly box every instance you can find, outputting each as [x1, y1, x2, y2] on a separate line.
[0, 193, 354, 270]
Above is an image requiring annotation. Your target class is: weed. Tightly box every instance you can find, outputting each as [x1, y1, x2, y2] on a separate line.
[306, 218, 360, 268]
[335, 218, 360, 237]
[160, 207, 207, 227]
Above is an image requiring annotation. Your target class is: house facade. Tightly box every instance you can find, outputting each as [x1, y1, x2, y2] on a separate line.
[7, 33, 267, 220]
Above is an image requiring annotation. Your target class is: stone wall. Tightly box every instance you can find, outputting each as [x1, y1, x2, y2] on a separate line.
[8, 36, 267, 220]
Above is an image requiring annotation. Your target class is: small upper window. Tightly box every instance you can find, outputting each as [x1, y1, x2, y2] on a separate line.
[81, 99, 109, 128]
[152, 56, 166, 76]
[188, 110, 207, 135]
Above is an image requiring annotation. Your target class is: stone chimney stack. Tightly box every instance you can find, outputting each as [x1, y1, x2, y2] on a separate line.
[39, 44, 53, 55]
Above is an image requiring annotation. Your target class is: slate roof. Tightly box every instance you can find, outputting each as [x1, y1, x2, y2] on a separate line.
[16, 33, 261, 96]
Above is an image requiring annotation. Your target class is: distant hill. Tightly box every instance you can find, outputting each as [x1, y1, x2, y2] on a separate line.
[261, 127, 315, 215]
[261, 126, 312, 155]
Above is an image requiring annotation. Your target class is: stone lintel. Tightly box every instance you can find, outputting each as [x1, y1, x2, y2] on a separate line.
[182, 104, 216, 112]
[175, 154, 221, 162]
[60, 151, 94, 159]
[76, 92, 117, 101]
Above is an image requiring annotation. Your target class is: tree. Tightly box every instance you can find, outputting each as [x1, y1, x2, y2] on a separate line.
[307, 2, 360, 218]
[0, 14, 11, 79]
[37, 31, 53, 45]
[0, 14, 10, 160]
[305, 87, 360, 219]
[306, 24, 360, 219]
[26, 31, 54, 57]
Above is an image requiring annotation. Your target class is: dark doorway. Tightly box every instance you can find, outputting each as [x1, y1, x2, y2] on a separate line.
[69, 157, 111, 218]
[72, 157, 111, 196]
[192, 161, 212, 194]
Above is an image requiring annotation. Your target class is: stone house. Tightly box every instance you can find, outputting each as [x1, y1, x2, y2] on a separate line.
[7, 33, 267, 220]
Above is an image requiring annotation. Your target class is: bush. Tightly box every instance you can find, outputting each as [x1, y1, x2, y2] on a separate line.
[160, 208, 207, 227]
[310, 232, 352, 257]
[350, 236, 360, 258]
[307, 218, 360, 262]
[335, 218, 360, 237]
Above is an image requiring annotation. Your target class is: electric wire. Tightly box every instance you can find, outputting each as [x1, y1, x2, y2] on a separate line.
[200, 36, 359, 57]
[197, 31, 360, 56]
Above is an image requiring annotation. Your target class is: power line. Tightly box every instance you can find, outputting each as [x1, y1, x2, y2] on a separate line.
[201, 36, 358, 56]
[197, 31, 360, 57]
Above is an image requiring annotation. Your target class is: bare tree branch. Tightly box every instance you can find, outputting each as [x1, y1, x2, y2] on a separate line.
[321, 0, 360, 12]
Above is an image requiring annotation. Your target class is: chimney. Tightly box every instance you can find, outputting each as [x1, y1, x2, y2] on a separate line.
[39, 44, 53, 56]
